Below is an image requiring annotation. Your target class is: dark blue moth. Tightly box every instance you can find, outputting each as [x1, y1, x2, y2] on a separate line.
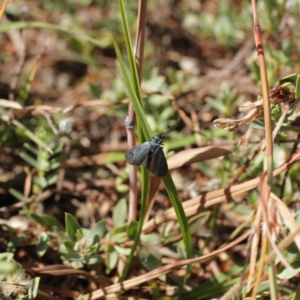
[125, 119, 180, 177]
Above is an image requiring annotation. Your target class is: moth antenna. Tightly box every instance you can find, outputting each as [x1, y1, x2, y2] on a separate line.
[157, 118, 180, 140]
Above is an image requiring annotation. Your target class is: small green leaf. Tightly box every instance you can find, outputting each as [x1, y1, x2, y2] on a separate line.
[88, 220, 106, 246]
[88, 82, 102, 98]
[127, 220, 138, 240]
[72, 261, 84, 269]
[66, 253, 83, 261]
[277, 260, 300, 279]
[49, 154, 66, 169]
[115, 183, 129, 193]
[29, 213, 62, 228]
[84, 242, 98, 256]
[19, 152, 39, 168]
[113, 198, 127, 227]
[24, 143, 39, 155]
[277, 245, 300, 280]
[39, 214, 62, 229]
[111, 223, 127, 235]
[46, 173, 59, 185]
[141, 233, 160, 245]
[28, 277, 40, 299]
[9, 188, 28, 202]
[34, 176, 48, 189]
[106, 249, 119, 274]
[65, 213, 82, 242]
[63, 240, 76, 253]
[257, 280, 271, 294]
[28, 213, 48, 227]
[114, 245, 132, 256]
[36, 232, 49, 257]
[139, 254, 164, 280]
[279, 73, 298, 85]
[83, 255, 104, 265]
[111, 232, 127, 244]
[139, 253, 161, 270]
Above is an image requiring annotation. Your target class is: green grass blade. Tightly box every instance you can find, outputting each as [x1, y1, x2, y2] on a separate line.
[118, 0, 141, 97]
[163, 173, 193, 297]
[112, 34, 152, 140]
[163, 174, 192, 258]
[0, 21, 107, 48]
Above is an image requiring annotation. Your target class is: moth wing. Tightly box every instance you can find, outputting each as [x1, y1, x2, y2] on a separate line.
[146, 147, 168, 177]
[140, 152, 149, 167]
[125, 143, 150, 166]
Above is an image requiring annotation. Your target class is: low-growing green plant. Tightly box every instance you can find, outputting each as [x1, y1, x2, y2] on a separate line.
[205, 81, 244, 117]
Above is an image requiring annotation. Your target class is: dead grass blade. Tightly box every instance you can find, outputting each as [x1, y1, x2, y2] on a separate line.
[167, 144, 235, 169]
[0, 98, 123, 113]
[0, 99, 23, 109]
[29, 265, 103, 283]
[272, 193, 300, 250]
[247, 204, 262, 292]
[61, 153, 123, 168]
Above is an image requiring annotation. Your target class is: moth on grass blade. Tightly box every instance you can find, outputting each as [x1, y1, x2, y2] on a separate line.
[125, 119, 180, 177]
